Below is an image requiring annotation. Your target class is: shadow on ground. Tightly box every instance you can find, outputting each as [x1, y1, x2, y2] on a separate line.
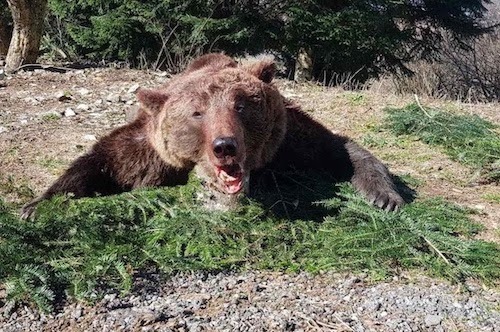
[249, 169, 416, 222]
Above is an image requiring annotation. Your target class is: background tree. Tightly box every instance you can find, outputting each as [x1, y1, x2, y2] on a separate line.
[4, 0, 48, 73]
[45, 0, 490, 80]
[2, 0, 492, 81]
[0, 0, 12, 57]
[282, 0, 491, 81]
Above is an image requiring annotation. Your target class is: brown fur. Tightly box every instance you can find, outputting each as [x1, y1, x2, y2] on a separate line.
[21, 53, 403, 218]
[184, 53, 237, 74]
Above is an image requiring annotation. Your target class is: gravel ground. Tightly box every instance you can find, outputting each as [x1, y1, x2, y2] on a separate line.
[1, 271, 498, 332]
[1, 68, 499, 331]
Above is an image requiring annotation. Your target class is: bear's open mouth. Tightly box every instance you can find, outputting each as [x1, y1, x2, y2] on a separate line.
[216, 163, 244, 194]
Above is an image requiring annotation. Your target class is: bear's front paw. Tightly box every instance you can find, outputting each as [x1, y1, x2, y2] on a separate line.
[366, 189, 404, 212]
[20, 199, 41, 220]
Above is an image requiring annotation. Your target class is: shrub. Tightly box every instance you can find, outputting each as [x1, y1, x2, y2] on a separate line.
[0, 0, 12, 57]
[392, 28, 500, 102]
[43, 0, 491, 77]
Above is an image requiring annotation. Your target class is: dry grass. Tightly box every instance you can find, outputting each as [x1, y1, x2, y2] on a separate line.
[392, 28, 500, 103]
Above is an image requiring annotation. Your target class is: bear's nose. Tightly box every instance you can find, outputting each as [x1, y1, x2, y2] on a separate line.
[213, 136, 238, 158]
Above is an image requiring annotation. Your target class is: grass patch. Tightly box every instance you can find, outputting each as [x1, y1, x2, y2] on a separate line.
[0, 173, 498, 312]
[36, 157, 65, 172]
[0, 175, 35, 201]
[341, 92, 366, 106]
[482, 193, 500, 204]
[384, 103, 500, 183]
[41, 113, 61, 122]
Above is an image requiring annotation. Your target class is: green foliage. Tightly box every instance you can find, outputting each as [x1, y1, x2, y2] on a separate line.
[482, 193, 500, 203]
[43, 0, 490, 76]
[385, 104, 500, 182]
[0, 0, 10, 21]
[41, 113, 61, 122]
[1, 173, 498, 311]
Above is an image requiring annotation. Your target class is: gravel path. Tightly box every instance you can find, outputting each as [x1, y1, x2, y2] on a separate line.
[1, 271, 498, 331]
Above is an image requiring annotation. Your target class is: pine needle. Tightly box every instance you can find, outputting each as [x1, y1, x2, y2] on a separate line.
[0, 173, 498, 311]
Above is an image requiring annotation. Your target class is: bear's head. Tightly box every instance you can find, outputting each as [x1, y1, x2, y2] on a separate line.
[137, 54, 288, 195]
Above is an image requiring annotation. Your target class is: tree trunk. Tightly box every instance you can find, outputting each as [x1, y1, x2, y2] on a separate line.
[294, 47, 313, 82]
[5, 0, 47, 73]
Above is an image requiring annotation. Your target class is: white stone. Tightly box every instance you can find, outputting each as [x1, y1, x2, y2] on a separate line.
[77, 88, 91, 96]
[83, 134, 97, 141]
[64, 108, 76, 117]
[76, 104, 90, 111]
[127, 83, 140, 94]
[106, 93, 121, 103]
[425, 314, 442, 326]
[23, 97, 38, 105]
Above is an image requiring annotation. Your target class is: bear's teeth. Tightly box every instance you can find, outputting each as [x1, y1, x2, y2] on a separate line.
[225, 180, 243, 194]
[219, 169, 239, 182]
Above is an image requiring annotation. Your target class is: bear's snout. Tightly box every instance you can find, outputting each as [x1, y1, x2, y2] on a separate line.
[212, 136, 238, 159]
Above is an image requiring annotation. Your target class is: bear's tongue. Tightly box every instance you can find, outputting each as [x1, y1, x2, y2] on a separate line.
[217, 165, 243, 194]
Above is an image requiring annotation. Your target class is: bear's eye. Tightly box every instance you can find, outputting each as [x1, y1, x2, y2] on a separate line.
[235, 103, 245, 113]
[192, 111, 203, 119]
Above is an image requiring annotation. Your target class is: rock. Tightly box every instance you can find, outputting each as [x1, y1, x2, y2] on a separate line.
[83, 134, 97, 141]
[106, 93, 121, 103]
[71, 306, 83, 320]
[474, 204, 485, 211]
[127, 83, 140, 94]
[56, 90, 72, 102]
[23, 97, 38, 105]
[63, 108, 76, 117]
[77, 88, 91, 96]
[76, 104, 90, 111]
[0, 126, 7, 134]
[425, 314, 442, 326]
[0, 69, 6, 87]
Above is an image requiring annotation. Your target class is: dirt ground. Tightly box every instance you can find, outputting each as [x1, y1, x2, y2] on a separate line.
[1, 67, 499, 332]
[0, 68, 498, 243]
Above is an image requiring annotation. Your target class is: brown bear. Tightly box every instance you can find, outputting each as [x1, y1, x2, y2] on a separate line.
[21, 53, 404, 219]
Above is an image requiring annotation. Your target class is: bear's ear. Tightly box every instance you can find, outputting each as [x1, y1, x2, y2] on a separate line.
[245, 58, 276, 83]
[136, 88, 169, 115]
